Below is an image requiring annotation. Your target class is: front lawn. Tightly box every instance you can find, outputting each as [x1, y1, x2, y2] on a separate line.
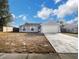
[0, 32, 56, 53]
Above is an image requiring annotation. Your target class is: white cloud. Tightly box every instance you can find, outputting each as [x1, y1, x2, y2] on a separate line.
[18, 15, 24, 18]
[11, 14, 16, 20]
[53, 0, 78, 18]
[12, 24, 19, 27]
[41, 4, 45, 7]
[36, 7, 53, 19]
[41, 2, 46, 7]
[11, 21, 15, 24]
[33, 15, 37, 18]
[22, 16, 27, 20]
[67, 17, 78, 24]
[35, 0, 78, 20]
[10, 14, 28, 27]
[54, 0, 61, 4]
[18, 15, 27, 21]
[11, 14, 27, 21]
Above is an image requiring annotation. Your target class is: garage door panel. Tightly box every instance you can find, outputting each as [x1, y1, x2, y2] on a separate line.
[41, 25, 59, 33]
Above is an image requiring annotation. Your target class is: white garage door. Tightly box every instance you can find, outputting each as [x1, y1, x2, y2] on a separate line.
[41, 25, 60, 33]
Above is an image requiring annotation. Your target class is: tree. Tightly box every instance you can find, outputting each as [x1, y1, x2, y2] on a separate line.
[0, 0, 12, 26]
[58, 19, 66, 32]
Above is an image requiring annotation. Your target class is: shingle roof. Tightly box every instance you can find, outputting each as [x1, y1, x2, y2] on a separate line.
[41, 20, 59, 25]
[19, 22, 41, 27]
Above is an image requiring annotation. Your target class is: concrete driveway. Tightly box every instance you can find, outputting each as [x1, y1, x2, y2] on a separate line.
[45, 33, 78, 53]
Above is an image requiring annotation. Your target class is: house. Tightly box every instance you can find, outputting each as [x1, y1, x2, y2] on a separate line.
[19, 21, 60, 33]
[62, 19, 78, 33]
[63, 23, 78, 33]
[19, 23, 41, 32]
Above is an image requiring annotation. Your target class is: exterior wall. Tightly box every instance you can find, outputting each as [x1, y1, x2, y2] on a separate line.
[19, 25, 40, 32]
[3, 26, 13, 32]
[41, 24, 60, 34]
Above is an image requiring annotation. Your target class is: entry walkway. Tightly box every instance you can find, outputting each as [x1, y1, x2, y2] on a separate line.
[45, 33, 78, 53]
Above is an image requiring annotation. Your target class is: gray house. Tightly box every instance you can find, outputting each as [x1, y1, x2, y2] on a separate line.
[63, 23, 78, 33]
[19, 21, 60, 33]
[19, 23, 41, 32]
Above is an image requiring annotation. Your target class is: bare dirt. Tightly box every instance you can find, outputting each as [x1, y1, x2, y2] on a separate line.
[0, 32, 56, 53]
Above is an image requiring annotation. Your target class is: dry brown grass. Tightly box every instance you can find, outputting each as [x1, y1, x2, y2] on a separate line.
[0, 32, 56, 53]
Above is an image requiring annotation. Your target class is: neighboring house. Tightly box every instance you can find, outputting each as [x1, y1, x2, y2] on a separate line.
[19, 23, 41, 32]
[19, 21, 60, 33]
[59, 19, 78, 33]
[63, 23, 78, 33]
[3, 26, 19, 32]
[3, 26, 13, 32]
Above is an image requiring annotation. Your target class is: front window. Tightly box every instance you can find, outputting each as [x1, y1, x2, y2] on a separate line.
[31, 28, 34, 31]
[23, 27, 26, 31]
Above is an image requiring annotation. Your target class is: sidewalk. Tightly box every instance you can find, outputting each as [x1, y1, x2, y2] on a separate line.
[0, 53, 77, 59]
[0, 53, 60, 59]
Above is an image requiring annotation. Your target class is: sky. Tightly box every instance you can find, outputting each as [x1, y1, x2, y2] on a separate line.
[8, 0, 78, 27]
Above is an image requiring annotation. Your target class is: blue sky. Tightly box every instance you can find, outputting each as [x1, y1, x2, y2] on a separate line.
[8, 0, 78, 27]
